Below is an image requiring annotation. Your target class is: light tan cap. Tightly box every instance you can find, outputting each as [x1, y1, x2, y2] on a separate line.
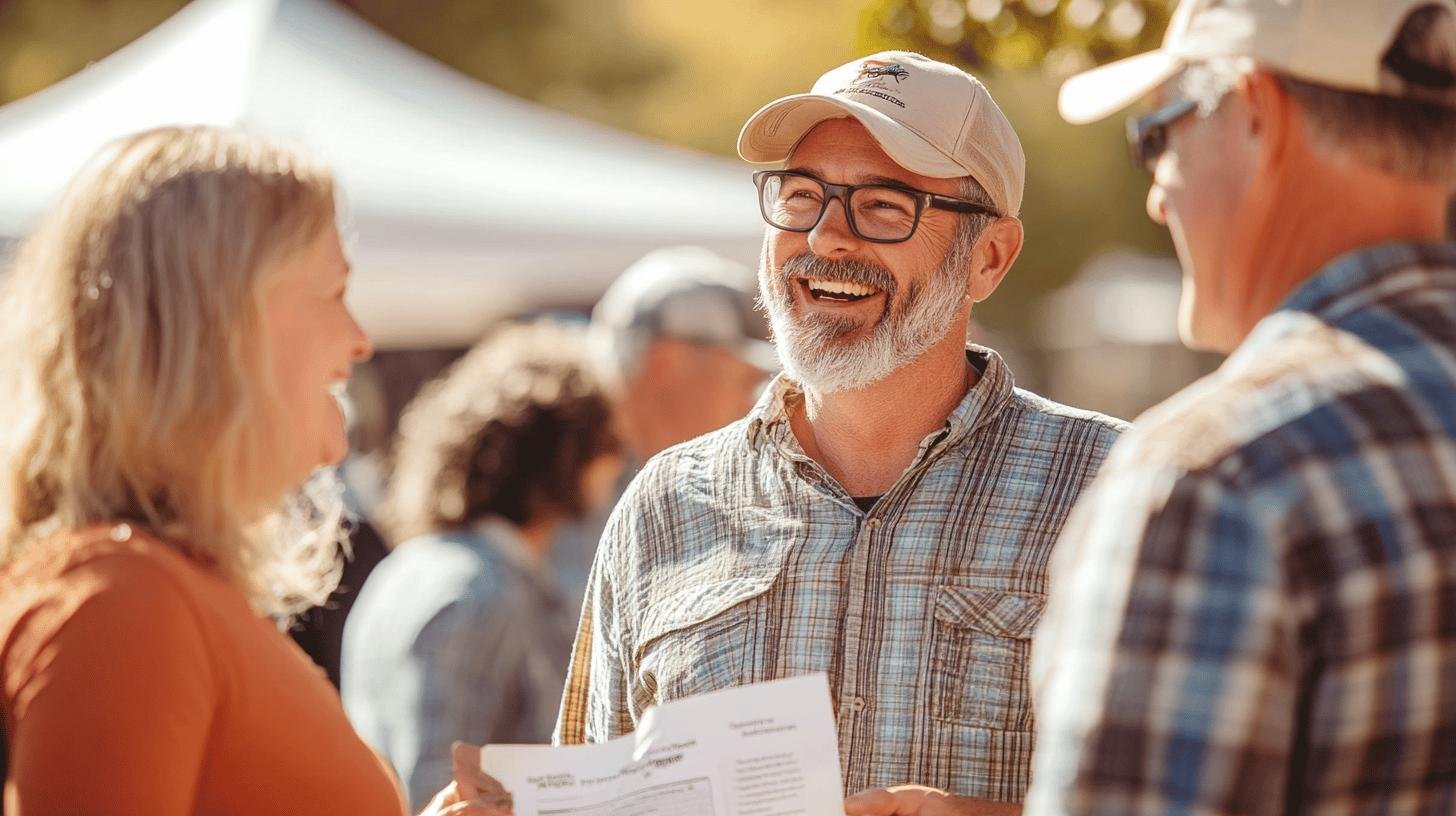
[738, 51, 1026, 217]
[1060, 0, 1456, 125]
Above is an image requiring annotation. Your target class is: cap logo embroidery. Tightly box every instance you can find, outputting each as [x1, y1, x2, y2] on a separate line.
[856, 60, 911, 85]
[835, 59, 910, 108]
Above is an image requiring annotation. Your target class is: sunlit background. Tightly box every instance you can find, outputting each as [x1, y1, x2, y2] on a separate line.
[0, 0, 1218, 440]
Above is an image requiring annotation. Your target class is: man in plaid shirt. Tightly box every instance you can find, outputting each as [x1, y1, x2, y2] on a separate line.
[848, 1, 1456, 815]
[548, 52, 1126, 809]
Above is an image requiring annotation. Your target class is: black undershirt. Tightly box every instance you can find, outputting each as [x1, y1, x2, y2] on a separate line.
[967, 348, 990, 377]
[852, 495, 882, 512]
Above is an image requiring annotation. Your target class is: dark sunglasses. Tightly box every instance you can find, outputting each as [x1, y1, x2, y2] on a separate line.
[1126, 97, 1198, 173]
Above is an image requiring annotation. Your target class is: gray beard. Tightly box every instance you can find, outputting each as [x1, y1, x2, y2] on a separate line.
[758, 241, 970, 394]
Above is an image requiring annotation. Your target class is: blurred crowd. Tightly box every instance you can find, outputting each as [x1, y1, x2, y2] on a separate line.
[332, 248, 775, 809]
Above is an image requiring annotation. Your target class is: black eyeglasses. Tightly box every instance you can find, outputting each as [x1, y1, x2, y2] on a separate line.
[752, 170, 1000, 244]
[1127, 97, 1197, 173]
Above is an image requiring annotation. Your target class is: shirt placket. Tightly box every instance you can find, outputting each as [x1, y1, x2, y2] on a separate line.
[767, 427, 868, 765]
[836, 500, 880, 788]
[773, 421, 956, 789]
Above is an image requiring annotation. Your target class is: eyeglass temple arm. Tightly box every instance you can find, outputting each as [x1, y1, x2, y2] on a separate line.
[927, 194, 1001, 217]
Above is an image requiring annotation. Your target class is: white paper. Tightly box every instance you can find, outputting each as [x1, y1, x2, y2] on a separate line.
[483, 673, 844, 816]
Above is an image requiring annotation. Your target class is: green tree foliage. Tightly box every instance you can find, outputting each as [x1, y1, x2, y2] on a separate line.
[0, 0, 187, 104]
[859, 0, 1174, 74]
[336, 0, 672, 135]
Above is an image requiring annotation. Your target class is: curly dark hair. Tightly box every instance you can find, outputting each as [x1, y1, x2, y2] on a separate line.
[383, 321, 619, 542]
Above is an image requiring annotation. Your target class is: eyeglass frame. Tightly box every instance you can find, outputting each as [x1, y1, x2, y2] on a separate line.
[751, 169, 1002, 245]
[1126, 96, 1198, 173]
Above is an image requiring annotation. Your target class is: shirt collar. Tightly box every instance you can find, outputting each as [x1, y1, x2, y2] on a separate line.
[469, 516, 558, 596]
[1235, 240, 1456, 360]
[744, 344, 1016, 456]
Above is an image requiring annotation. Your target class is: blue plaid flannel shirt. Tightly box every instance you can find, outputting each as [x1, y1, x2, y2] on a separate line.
[556, 346, 1126, 801]
[1029, 242, 1456, 815]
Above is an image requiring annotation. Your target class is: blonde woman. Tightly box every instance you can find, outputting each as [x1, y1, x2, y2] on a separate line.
[0, 127, 502, 815]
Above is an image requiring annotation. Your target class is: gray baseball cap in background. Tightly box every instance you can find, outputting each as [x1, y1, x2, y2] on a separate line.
[589, 246, 779, 386]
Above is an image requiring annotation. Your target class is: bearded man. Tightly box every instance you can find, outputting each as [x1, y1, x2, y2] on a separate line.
[553, 52, 1126, 806]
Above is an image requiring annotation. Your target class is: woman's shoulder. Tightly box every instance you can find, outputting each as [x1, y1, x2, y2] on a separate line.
[6, 523, 211, 589]
[0, 525, 224, 643]
[0, 525, 231, 698]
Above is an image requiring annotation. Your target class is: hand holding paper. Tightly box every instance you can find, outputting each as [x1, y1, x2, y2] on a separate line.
[416, 752, 513, 816]
[481, 673, 844, 816]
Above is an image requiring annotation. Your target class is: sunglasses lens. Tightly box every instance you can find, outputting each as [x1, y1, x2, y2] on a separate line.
[1141, 126, 1166, 172]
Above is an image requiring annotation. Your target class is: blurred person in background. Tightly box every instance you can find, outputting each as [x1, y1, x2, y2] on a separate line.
[588, 245, 778, 461]
[849, 1, 1456, 814]
[546, 245, 776, 598]
[538, 52, 1126, 811]
[0, 126, 492, 815]
[343, 320, 623, 813]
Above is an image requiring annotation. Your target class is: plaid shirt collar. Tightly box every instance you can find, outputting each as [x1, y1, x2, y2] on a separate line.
[743, 344, 1017, 461]
[1233, 241, 1456, 368]
[1284, 240, 1456, 314]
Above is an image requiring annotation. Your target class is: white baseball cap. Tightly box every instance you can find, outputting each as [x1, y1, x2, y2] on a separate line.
[737, 51, 1026, 217]
[1060, 0, 1456, 125]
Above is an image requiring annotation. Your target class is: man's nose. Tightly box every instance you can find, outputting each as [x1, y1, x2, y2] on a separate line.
[807, 196, 859, 257]
[1146, 183, 1168, 226]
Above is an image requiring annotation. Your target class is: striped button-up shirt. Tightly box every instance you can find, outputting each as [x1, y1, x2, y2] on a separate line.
[343, 520, 576, 811]
[556, 346, 1126, 801]
[1028, 242, 1456, 815]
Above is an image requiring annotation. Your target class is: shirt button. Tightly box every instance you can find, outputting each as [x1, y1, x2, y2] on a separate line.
[867, 517, 881, 529]
[851, 697, 867, 712]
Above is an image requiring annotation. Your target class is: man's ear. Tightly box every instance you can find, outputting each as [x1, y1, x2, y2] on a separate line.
[1238, 68, 1300, 174]
[967, 217, 1024, 303]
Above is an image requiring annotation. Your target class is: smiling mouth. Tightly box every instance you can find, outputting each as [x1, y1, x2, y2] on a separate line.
[800, 277, 882, 304]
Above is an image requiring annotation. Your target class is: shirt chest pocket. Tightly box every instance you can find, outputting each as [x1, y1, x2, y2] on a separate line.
[929, 586, 1045, 731]
[632, 572, 777, 710]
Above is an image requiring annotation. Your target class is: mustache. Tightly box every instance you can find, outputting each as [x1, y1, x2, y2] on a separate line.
[777, 253, 897, 297]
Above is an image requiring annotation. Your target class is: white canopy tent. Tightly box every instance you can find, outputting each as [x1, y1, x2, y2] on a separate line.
[0, 0, 765, 347]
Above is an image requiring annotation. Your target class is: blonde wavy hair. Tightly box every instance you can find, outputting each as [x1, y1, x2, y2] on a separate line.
[0, 126, 347, 619]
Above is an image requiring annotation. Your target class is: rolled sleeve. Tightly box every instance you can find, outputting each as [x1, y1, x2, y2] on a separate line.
[554, 513, 633, 745]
